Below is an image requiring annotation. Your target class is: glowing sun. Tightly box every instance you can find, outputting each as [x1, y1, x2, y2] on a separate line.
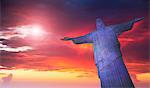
[16, 24, 46, 38]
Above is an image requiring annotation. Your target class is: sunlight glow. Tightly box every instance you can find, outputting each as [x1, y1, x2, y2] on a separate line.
[16, 25, 46, 38]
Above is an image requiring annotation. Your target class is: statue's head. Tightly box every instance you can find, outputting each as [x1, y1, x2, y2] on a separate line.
[96, 18, 105, 30]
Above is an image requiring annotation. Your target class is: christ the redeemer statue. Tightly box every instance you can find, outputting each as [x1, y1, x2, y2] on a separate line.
[62, 17, 144, 88]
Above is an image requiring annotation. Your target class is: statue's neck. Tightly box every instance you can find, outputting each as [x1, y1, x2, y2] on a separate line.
[97, 26, 105, 30]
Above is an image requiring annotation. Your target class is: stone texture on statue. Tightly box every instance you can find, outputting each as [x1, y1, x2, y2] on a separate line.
[62, 17, 143, 88]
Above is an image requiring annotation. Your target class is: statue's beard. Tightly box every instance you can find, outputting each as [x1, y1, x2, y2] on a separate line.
[96, 23, 105, 29]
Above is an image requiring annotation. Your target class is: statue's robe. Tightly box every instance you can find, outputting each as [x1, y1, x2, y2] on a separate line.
[72, 19, 135, 88]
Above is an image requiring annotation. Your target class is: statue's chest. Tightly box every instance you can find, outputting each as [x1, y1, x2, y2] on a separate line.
[93, 30, 117, 45]
[92, 30, 121, 66]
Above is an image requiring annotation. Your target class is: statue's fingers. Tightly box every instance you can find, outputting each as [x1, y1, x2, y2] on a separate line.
[134, 17, 144, 22]
[60, 38, 65, 41]
[61, 37, 72, 41]
[60, 38, 68, 41]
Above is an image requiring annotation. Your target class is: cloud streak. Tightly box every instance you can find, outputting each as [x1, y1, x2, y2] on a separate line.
[0, 26, 33, 53]
[0, 45, 32, 52]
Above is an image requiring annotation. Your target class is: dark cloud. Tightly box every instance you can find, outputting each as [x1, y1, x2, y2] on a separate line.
[0, 51, 25, 68]
[0, 57, 24, 68]
[2, 37, 30, 48]
[1, 0, 148, 33]
[122, 37, 149, 62]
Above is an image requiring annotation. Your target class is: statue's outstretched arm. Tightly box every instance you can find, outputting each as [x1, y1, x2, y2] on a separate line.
[110, 17, 144, 35]
[61, 33, 93, 44]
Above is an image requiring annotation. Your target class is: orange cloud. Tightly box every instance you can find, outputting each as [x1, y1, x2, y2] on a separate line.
[136, 73, 150, 82]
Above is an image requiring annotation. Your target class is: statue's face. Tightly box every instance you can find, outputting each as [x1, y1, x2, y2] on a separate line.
[96, 18, 105, 29]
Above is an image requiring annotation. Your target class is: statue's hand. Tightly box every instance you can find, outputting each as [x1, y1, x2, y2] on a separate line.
[61, 37, 73, 41]
[133, 17, 144, 23]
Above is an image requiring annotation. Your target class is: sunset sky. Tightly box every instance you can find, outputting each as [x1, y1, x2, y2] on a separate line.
[0, 0, 149, 88]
